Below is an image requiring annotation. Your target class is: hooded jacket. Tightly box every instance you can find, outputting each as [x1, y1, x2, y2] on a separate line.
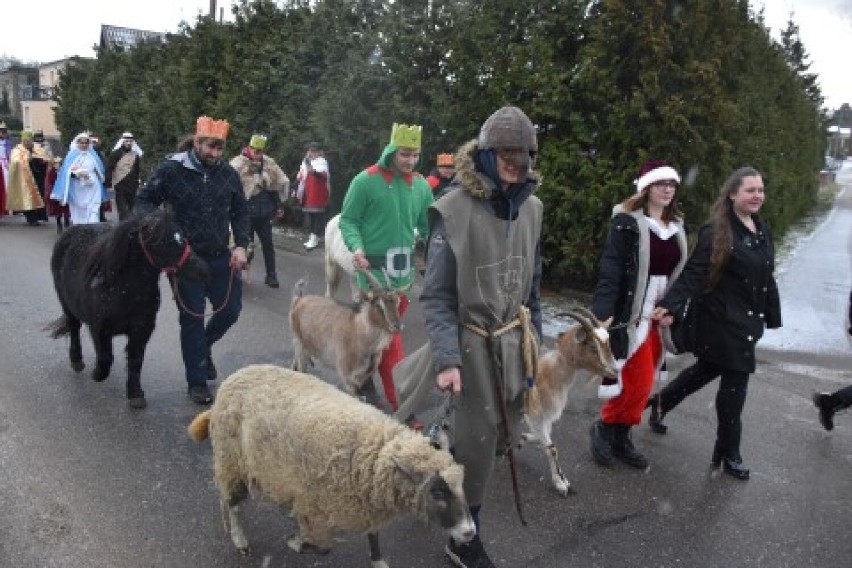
[339, 142, 433, 291]
[135, 150, 249, 258]
[420, 138, 543, 371]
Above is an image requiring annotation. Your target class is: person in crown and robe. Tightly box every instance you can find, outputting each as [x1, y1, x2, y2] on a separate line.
[105, 132, 143, 221]
[50, 132, 110, 225]
[6, 130, 49, 225]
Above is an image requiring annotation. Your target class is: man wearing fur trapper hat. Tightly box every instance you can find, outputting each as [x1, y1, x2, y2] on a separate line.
[105, 132, 143, 221]
[135, 116, 250, 405]
[339, 122, 434, 420]
[394, 105, 543, 568]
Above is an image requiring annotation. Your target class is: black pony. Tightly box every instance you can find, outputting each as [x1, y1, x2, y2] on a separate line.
[48, 209, 209, 408]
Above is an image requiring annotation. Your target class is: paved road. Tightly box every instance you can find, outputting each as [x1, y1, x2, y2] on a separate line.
[0, 174, 850, 567]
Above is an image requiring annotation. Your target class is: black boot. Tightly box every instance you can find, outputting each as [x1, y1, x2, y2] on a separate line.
[647, 394, 667, 434]
[611, 424, 649, 469]
[445, 535, 496, 568]
[813, 392, 836, 431]
[265, 273, 279, 288]
[711, 444, 749, 480]
[719, 457, 750, 480]
[590, 420, 615, 466]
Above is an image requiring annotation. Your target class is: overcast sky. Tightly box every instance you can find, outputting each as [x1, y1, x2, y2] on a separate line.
[3, 0, 850, 108]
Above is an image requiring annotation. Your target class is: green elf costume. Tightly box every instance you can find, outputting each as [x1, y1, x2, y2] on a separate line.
[339, 123, 434, 412]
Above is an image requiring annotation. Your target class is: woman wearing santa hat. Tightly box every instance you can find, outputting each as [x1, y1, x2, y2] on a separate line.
[589, 160, 688, 470]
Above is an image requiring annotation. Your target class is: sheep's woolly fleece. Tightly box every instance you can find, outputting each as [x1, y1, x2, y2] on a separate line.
[192, 365, 464, 545]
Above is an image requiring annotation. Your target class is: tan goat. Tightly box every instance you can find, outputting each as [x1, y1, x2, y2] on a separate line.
[523, 306, 618, 496]
[289, 269, 402, 405]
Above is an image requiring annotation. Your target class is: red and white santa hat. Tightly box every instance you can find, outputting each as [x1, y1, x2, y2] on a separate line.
[634, 159, 680, 193]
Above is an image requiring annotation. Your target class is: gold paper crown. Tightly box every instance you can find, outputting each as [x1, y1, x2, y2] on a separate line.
[436, 153, 454, 167]
[196, 116, 230, 140]
[390, 123, 422, 149]
[249, 134, 267, 150]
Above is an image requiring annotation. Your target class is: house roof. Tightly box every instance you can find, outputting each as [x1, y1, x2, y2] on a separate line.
[100, 24, 167, 50]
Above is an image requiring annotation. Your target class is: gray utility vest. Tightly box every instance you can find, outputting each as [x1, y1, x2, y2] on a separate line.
[437, 189, 542, 400]
[395, 186, 542, 499]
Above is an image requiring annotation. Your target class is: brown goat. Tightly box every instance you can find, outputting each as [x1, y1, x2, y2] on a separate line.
[523, 306, 617, 496]
[289, 269, 402, 404]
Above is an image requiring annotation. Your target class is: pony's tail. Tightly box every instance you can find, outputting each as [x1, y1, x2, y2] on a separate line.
[187, 410, 212, 442]
[45, 315, 71, 338]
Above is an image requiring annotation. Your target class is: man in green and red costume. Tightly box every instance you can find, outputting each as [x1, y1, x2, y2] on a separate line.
[339, 123, 434, 417]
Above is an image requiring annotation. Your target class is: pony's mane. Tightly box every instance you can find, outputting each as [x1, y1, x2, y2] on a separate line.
[83, 211, 169, 284]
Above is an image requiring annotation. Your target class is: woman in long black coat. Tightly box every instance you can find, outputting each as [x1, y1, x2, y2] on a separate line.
[647, 166, 782, 480]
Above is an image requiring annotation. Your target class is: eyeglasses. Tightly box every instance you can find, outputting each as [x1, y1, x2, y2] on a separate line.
[495, 148, 536, 161]
[77, 140, 90, 145]
[652, 180, 678, 188]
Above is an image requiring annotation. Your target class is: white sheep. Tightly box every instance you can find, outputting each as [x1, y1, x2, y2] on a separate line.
[523, 307, 617, 496]
[187, 364, 475, 567]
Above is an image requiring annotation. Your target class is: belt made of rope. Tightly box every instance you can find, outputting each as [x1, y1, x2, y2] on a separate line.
[462, 306, 540, 389]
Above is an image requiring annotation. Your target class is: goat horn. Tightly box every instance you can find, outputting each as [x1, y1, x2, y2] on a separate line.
[571, 305, 601, 325]
[563, 305, 598, 333]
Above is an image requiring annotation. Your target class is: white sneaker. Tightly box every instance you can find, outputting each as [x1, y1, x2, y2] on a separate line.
[304, 233, 318, 250]
[597, 380, 622, 400]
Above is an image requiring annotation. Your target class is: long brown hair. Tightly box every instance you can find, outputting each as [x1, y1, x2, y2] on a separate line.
[621, 187, 683, 222]
[706, 166, 762, 288]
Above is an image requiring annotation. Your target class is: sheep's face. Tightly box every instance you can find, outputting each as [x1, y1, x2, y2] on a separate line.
[421, 466, 475, 544]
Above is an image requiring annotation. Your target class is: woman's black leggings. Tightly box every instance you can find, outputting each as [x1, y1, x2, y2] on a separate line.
[306, 211, 325, 236]
[658, 359, 750, 461]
